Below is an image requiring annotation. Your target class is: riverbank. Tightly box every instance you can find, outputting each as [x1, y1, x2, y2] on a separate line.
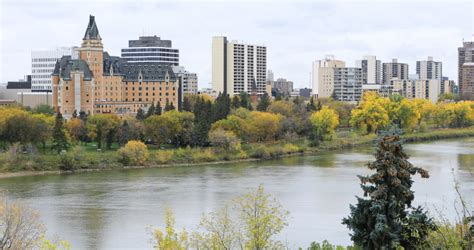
[1, 126, 473, 178]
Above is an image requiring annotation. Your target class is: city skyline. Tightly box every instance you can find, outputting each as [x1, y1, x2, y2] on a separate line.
[1, 1, 473, 88]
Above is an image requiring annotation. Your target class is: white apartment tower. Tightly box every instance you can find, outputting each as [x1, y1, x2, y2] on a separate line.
[172, 66, 198, 94]
[311, 55, 346, 98]
[31, 47, 77, 92]
[212, 36, 267, 96]
[416, 56, 442, 81]
[356, 55, 381, 85]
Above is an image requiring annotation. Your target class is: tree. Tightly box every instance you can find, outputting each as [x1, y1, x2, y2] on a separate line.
[239, 92, 252, 110]
[191, 97, 213, 146]
[164, 100, 176, 112]
[136, 108, 146, 120]
[32, 104, 54, 115]
[155, 101, 162, 116]
[0, 196, 45, 249]
[116, 120, 131, 146]
[145, 111, 195, 147]
[256, 93, 271, 111]
[151, 208, 189, 250]
[182, 96, 192, 112]
[51, 112, 69, 153]
[309, 106, 339, 145]
[306, 97, 317, 112]
[146, 102, 156, 118]
[117, 140, 149, 166]
[212, 93, 231, 122]
[65, 118, 87, 144]
[71, 110, 78, 118]
[350, 92, 390, 134]
[208, 128, 241, 152]
[87, 114, 120, 149]
[236, 185, 289, 249]
[231, 95, 240, 109]
[342, 134, 435, 249]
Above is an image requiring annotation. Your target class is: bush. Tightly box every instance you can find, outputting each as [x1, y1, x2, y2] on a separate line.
[209, 128, 241, 152]
[282, 143, 302, 154]
[58, 146, 82, 171]
[250, 145, 271, 159]
[190, 148, 217, 163]
[155, 150, 175, 164]
[117, 140, 149, 166]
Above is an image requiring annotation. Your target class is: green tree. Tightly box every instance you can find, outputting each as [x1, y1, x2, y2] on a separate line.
[256, 93, 271, 111]
[116, 120, 131, 146]
[306, 97, 317, 112]
[342, 134, 435, 249]
[155, 101, 162, 116]
[239, 92, 252, 110]
[136, 108, 146, 120]
[87, 114, 120, 150]
[231, 95, 240, 109]
[212, 93, 231, 122]
[51, 112, 69, 153]
[32, 104, 54, 115]
[146, 102, 155, 118]
[164, 100, 176, 112]
[182, 96, 192, 112]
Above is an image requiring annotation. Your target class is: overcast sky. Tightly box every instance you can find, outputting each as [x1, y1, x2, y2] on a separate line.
[1, 0, 473, 88]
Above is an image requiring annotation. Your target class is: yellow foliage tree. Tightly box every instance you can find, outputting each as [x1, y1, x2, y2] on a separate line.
[152, 208, 189, 250]
[117, 140, 149, 166]
[309, 106, 339, 143]
[350, 92, 390, 134]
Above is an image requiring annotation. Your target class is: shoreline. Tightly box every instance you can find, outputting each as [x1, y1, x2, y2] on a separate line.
[1, 127, 473, 179]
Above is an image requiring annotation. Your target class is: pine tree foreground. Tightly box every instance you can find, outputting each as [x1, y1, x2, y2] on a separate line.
[342, 134, 436, 249]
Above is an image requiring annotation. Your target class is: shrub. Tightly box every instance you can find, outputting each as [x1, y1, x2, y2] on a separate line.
[282, 143, 301, 154]
[155, 150, 175, 164]
[117, 140, 149, 166]
[58, 146, 82, 171]
[209, 128, 241, 152]
[250, 145, 270, 159]
[190, 148, 217, 163]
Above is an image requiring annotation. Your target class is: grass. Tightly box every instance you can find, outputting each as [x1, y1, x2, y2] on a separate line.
[0, 126, 473, 173]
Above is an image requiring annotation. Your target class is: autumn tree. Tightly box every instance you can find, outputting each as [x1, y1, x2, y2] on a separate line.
[231, 95, 240, 109]
[145, 111, 195, 147]
[342, 134, 436, 249]
[117, 140, 149, 166]
[208, 128, 241, 152]
[309, 106, 339, 145]
[87, 114, 120, 149]
[116, 120, 131, 146]
[164, 100, 176, 112]
[350, 92, 390, 134]
[151, 208, 189, 250]
[65, 118, 87, 144]
[182, 96, 192, 112]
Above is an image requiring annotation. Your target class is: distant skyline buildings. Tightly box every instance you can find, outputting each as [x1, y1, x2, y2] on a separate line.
[356, 55, 381, 85]
[458, 41, 474, 99]
[31, 47, 77, 92]
[121, 36, 179, 65]
[1, 2, 471, 89]
[382, 59, 409, 84]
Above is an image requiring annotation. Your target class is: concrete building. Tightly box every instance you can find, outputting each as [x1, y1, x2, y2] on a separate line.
[441, 77, 455, 95]
[121, 36, 179, 65]
[458, 41, 474, 99]
[0, 75, 32, 101]
[356, 55, 381, 85]
[382, 59, 409, 83]
[271, 78, 293, 97]
[212, 36, 267, 96]
[267, 70, 274, 82]
[311, 55, 346, 98]
[52, 15, 180, 118]
[416, 56, 442, 81]
[333, 67, 363, 102]
[391, 79, 440, 103]
[31, 47, 77, 92]
[172, 66, 198, 94]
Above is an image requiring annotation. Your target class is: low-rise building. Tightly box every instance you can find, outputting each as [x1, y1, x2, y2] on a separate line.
[390, 79, 440, 103]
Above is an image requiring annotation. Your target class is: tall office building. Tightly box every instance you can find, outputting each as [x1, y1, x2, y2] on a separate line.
[355, 55, 381, 84]
[212, 36, 267, 96]
[382, 59, 409, 83]
[311, 55, 346, 98]
[172, 66, 198, 94]
[267, 70, 274, 82]
[121, 36, 179, 65]
[458, 41, 474, 99]
[31, 47, 77, 92]
[416, 56, 442, 81]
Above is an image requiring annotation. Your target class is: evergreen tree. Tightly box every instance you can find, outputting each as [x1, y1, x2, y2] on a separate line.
[72, 110, 78, 118]
[231, 95, 240, 109]
[155, 101, 162, 115]
[275, 95, 283, 101]
[331, 90, 338, 100]
[79, 111, 88, 122]
[191, 97, 213, 146]
[146, 102, 155, 118]
[342, 134, 435, 249]
[182, 96, 192, 112]
[212, 93, 231, 122]
[136, 108, 146, 120]
[239, 92, 252, 110]
[51, 112, 69, 153]
[256, 93, 271, 111]
[306, 97, 317, 112]
[117, 120, 131, 146]
[316, 100, 322, 111]
[164, 100, 175, 112]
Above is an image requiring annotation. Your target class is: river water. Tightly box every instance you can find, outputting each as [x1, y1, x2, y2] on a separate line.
[0, 138, 473, 249]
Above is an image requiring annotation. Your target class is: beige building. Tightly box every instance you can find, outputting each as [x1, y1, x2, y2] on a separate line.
[458, 41, 474, 99]
[382, 59, 409, 84]
[311, 55, 345, 98]
[53, 16, 180, 118]
[212, 36, 267, 96]
[391, 79, 440, 103]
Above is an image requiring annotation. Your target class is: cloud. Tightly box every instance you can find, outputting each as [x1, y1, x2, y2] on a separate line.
[0, 1, 472, 88]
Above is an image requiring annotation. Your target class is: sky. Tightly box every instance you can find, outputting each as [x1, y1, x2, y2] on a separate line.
[0, 0, 473, 89]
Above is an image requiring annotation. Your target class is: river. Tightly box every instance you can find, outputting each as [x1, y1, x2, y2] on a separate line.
[0, 138, 473, 249]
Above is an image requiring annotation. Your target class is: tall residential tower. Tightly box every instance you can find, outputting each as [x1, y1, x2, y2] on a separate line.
[458, 41, 474, 99]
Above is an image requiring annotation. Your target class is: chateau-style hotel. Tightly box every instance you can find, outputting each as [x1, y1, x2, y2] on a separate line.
[52, 16, 181, 117]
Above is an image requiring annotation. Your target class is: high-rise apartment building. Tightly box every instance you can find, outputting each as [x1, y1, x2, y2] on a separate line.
[416, 56, 442, 81]
[121, 36, 179, 65]
[391, 79, 440, 103]
[172, 66, 198, 94]
[382, 59, 409, 83]
[212, 36, 267, 96]
[267, 70, 274, 82]
[271, 78, 293, 97]
[311, 56, 346, 98]
[31, 47, 77, 92]
[52, 16, 180, 118]
[458, 41, 474, 99]
[356, 55, 381, 85]
[441, 77, 455, 95]
[333, 67, 363, 102]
